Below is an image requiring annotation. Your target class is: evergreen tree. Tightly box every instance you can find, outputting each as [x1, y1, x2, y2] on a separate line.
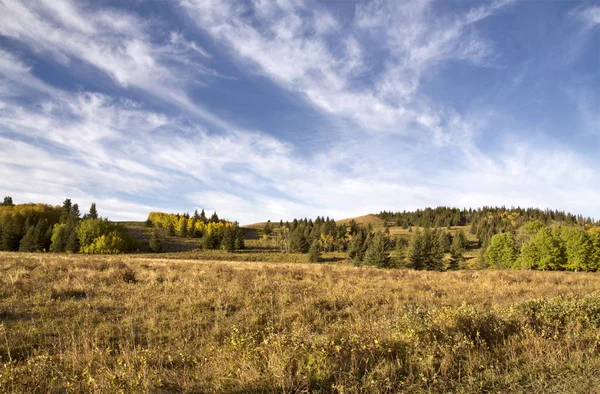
[210, 212, 219, 223]
[200, 209, 207, 223]
[50, 223, 68, 252]
[290, 225, 309, 253]
[65, 224, 80, 253]
[308, 240, 321, 262]
[59, 199, 72, 223]
[362, 232, 392, 268]
[448, 233, 465, 270]
[348, 228, 369, 263]
[19, 224, 36, 252]
[70, 204, 81, 221]
[88, 203, 98, 220]
[149, 229, 163, 253]
[166, 222, 176, 236]
[234, 228, 245, 250]
[437, 230, 451, 253]
[179, 218, 188, 237]
[203, 231, 220, 250]
[405, 229, 424, 269]
[221, 226, 236, 252]
[2, 196, 13, 206]
[33, 218, 52, 252]
[393, 236, 408, 267]
[1, 216, 21, 251]
[263, 220, 273, 236]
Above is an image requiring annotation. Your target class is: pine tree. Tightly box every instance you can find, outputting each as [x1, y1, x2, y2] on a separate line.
[70, 204, 81, 221]
[19, 224, 36, 252]
[221, 227, 236, 252]
[263, 220, 273, 236]
[203, 231, 220, 250]
[362, 232, 392, 268]
[33, 218, 51, 252]
[448, 233, 465, 270]
[234, 227, 245, 250]
[149, 229, 163, 253]
[2, 196, 13, 206]
[88, 203, 98, 220]
[308, 240, 321, 262]
[200, 209, 207, 223]
[59, 199, 72, 223]
[166, 222, 175, 236]
[210, 212, 219, 223]
[179, 219, 188, 237]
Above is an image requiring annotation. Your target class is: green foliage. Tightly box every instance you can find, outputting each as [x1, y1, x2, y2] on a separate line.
[203, 230, 220, 250]
[88, 203, 98, 220]
[289, 224, 310, 253]
[308, 240, 321, 263]
[263, 220, 273, 236]
[77, 219, 137, 254]
[518, 228, 566, 270]
[1, 196, 13, 206]
[555, 226, 598, 272]
[405, 228, 444, 270]
[166, 222, 175, 236]
[361, 232, 393, 268]
[59, 198, 72, 224]
[448, 232, 465, 270]
[149, 229, 164, 253]
[484, 233, 517, 269]
[81, 230, 135, 254]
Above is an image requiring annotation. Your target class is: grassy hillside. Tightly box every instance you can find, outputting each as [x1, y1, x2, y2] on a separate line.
[2, 252, 600, 393]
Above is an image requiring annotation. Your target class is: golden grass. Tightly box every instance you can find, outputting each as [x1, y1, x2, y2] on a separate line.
[2, 252, 600, 393]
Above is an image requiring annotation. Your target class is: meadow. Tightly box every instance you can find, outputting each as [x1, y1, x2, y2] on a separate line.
[2, 252, 600, 393]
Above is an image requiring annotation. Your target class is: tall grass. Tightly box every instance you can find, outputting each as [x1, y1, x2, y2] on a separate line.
[1, 252, 600, 392]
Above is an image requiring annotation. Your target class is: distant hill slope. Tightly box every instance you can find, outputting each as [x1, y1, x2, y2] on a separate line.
[245, 214, 386, 230]
[337, 214, 385, 228]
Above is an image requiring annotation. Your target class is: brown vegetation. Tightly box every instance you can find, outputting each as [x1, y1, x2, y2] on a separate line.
[2, 252, 600, 392]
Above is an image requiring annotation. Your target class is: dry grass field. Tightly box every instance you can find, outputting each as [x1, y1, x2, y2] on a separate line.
[2, 252, 600, 393]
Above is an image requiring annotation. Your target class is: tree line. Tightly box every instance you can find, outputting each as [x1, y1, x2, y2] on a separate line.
[0, 197, 137, 254]
[484, 221, 600, 271]
[379, 206, 597, 231]
[147, 210, 244, 252]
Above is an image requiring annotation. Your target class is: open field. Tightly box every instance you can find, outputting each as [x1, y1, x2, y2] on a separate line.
[2, 252, 600, 393]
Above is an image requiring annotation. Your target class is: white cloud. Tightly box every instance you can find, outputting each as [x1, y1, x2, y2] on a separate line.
[181, 0, 511, 145]
[1, 0, 600, 225]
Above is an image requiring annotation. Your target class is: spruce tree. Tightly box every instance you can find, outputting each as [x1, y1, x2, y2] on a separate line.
[166, 222, 176, 236]
[308, 240, 321, 262]
[34, 218, 51, 252]
[448, 233, 465, 270]
[179, 219, 188, 237]
[2, 196, 13, 206]
[149, 229, 163, 253]
[59, 199, 72, 223]
[200, 209, 207, 223]
[210, 212, 219, 223]
[362, 232, 392, 268]
[19, 225, 36, 252]
[88, 203, 98, 220]
[234, 228, 245, 250]
[70, 204, 81, 221]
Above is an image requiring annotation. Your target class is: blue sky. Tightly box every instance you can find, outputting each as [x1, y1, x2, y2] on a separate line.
[0, 0, 598, 224]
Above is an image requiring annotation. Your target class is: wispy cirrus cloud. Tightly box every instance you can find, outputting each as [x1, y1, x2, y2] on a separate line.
[181, 0, 512, 146]
[1, 0, 599, 223]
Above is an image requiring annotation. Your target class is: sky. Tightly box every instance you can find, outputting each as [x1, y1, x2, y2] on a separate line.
[0, 0, 598, 224]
